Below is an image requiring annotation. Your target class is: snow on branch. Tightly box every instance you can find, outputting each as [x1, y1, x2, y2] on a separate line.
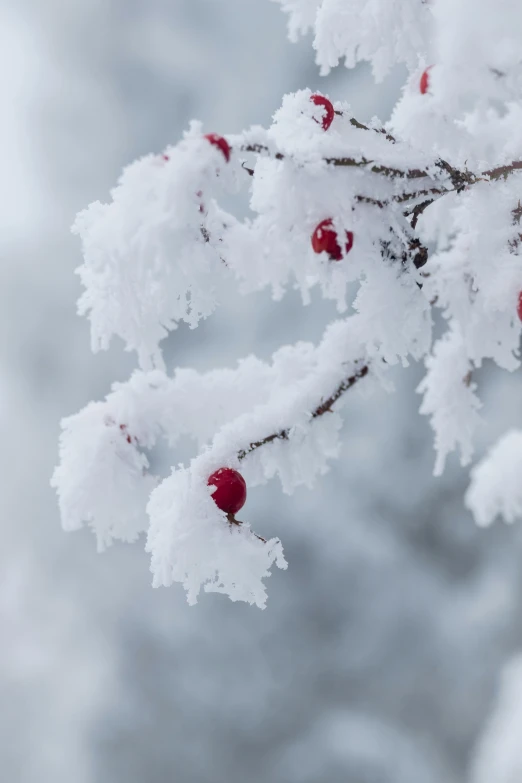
[53, 316, 374, 605]
[237, 363, 369, 461]
[466, 431, 522, 527]
[418, 328, 481, 476]
[54, 0, 522, 604]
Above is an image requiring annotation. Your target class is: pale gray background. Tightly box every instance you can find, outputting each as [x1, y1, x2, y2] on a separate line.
[1, 2, 521, 780]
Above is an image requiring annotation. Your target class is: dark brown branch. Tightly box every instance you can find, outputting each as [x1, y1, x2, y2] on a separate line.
[239, 123, 522, 193]
[435, 159, 477, 191]
[355, 195, 387, 209]
[407, 199, 435, 230]
[241, 142, 430, 181]
[408, 237, 429, 269]
[395, 188, 447, 204]
[349, 117, 396, 144]
[325, 157, 430, 180]
[313, 364, 369, 417]
[237, 364, 369, 461]
[241, 143, 284, 160]
[483, 160, 522, 181]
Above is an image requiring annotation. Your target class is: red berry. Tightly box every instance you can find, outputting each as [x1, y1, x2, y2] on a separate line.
[310, 94, 335, 131]
[420, 67, 432, 95]
[311, 219, 354, 261]
[119, 424, 133, 444]
[208, 468, 247, 515]
[204, 133, 231, 162]
[517, 292, 522, 322]
[162, 153, 170, 161]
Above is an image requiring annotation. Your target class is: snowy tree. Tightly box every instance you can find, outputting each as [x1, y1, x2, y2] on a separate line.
[53, 0, 522, 607]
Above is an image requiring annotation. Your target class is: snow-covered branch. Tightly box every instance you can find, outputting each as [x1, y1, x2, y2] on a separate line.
[237, 362, 369, 461]
[53, 0, 522, 606]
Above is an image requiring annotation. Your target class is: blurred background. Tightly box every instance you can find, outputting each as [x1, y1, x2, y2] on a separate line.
[1, 1, 522, 780]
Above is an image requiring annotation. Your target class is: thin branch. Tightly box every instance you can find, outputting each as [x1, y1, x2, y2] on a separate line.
[395, 187, 447, 204]
[483, 160, 522, 181]
[355, 194, 388, 209]
[407, 199, 435, 230]
[237, 364, 369, 461]
[312, 364, 369, 417]
[349, 117, 396, 144]
[241, 141, 431, 181]
[325, 157, 430, 180]
[241, 143, 284, 160]
[239, 122, 522, 192]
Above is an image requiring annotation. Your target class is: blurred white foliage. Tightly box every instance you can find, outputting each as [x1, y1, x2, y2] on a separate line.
[471, 656, 522, 783]
[54, 0, 522, 605]
[466, 431, 522, 527]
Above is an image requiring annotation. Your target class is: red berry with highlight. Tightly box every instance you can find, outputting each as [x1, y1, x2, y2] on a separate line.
[517, 292, 522, 322]
[312, 219, 354, 261]
[420, 67, 432, 95]
[310, 94, 335, 131]
[208, 468, 247, 515]
[204, 133, 231, 162]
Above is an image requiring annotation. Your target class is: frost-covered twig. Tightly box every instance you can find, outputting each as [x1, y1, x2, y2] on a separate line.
[54, 0, 522, 606]
[237, 363, 369, 461]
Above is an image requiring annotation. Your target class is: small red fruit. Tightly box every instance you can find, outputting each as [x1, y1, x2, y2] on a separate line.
[204, 133, 231, 162]
[517, 292, 522, 322]
[208, 468, 247, 515]
[420, 67, 432, 95]
[310, 94, 335, 131]
[311, 219, 354, 261]
[119, 424, 132, 444]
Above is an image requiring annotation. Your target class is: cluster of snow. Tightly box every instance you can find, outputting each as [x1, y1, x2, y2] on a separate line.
[466, 431, 522, 527]
[272, 0, 431, 80]
[54, 0, 522, 605]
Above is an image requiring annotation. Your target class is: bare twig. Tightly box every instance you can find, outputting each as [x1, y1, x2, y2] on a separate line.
[407, 199, 435, 230]
[395, 188, 447, 204]
[355, 195, 388, 209]
[483, 160, 522, 181]
[325, 157, 430, 180]
[241, 143, 284, 160]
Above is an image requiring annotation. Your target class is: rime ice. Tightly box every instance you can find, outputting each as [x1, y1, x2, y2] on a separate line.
[54, 0, 522, 605]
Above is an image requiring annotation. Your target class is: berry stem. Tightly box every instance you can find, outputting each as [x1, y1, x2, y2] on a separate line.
[226, 513, 267, 543]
